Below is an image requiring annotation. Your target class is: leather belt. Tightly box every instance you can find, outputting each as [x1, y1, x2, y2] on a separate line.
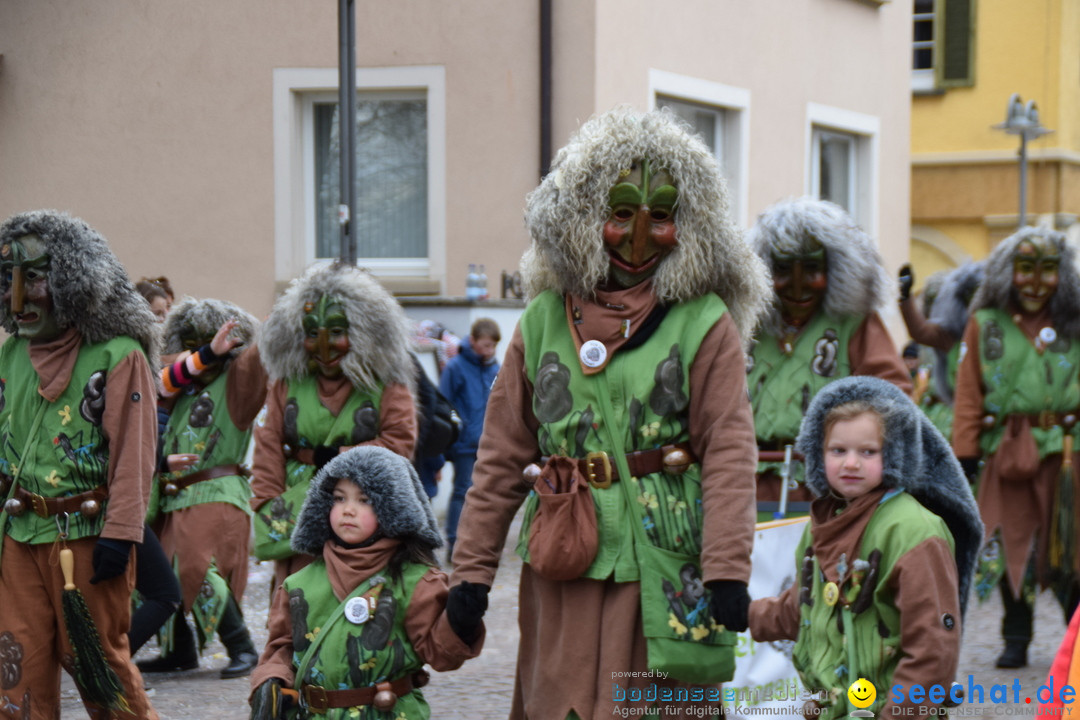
[757, 450, 805, 463]
[302, 670, 429, 713]
[541, 442, 696, 490]
[164, 463, 249, 493]
[1023, 411, 1079, 432]
[757, 439, 797, 452]
[13, 485, 107, 518]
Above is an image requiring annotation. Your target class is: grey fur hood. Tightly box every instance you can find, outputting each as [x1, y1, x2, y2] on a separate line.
[291, 446, 442, 555]
[748, 197, 892, 335]
[522, 106, 769, 347]
[258, 263, 415, 391]
[927, 261, 984, 403]
[795, 375, 983, 613]
[969, 226, 1080, 339]
[0, 210, 159, 363]
[162, 296, 258, 358]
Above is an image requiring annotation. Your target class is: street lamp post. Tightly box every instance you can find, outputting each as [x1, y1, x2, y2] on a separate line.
[993, 93, 1052, 230]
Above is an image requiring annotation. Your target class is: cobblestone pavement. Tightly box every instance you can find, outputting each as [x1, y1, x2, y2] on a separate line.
[61, 511, 1072, 719]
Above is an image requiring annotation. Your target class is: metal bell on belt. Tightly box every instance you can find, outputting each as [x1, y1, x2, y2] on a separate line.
[80, 499, 101, 518]
[373, 689, 397, 712]
[662, 447, 691, 475]
[162, 481, 179, 497]
[3, 497, 24, 516]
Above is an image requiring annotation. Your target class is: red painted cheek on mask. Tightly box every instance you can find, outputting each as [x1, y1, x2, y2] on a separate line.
[651, 222, 678, 249]
[603, 220, 631, 248]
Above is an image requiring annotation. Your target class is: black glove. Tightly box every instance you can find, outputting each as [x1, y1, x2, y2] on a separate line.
[313, 445, 339, 470]
[706, 579, 750, 633]
[446, 581, 489, 645]
[898, 263, 914, 301]
[250, 678, 288, 720]
[959, 457, 981, 484]
[90, 538, 134, 584]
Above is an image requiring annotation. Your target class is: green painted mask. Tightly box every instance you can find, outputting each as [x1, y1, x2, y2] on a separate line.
[1, 234, 63, 341]
[1012, 237, 1060, 314]
[603, 159, 678, 288]
[302, 294, 350, 378]
[772, 242, 827, 328]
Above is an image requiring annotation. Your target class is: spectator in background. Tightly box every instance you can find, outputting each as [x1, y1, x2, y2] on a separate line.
[440, 318, 500, 561]
[137, 280, 172, 323]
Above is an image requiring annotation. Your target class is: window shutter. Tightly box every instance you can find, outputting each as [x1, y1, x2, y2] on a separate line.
[939, 0, 975, 87]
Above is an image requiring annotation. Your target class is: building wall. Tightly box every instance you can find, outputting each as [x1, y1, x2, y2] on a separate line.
[1, 1, 911, 328]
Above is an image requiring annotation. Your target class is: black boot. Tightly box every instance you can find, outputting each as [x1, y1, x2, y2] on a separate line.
[136, 610, 199, 673]
[218, 595, 258, 679]
[995, 639, 1029, 669]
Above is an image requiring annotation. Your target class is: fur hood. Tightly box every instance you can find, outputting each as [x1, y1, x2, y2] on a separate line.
[969, 226, 1080, 339]
[747, 197, 892, 335]
[795, 376, 983, 613]
[258, 263, 415, 391]
[162, 296, 258, 358]
[291, 446, 441, 555]
[0, 210, 159, 363]
[521, 106, 769, 346]
[920, 270, 948, 318]
[927, 261, 984, 404]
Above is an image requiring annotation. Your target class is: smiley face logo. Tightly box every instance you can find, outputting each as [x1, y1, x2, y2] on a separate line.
[848, 678, 876, 709]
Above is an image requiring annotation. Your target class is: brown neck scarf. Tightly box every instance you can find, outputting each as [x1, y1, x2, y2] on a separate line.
[566, 281, 659, 375]
[322, 536, 401, 601]
[808, 486, 889, 584]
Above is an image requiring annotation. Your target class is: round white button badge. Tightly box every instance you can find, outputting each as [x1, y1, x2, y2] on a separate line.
[345, 596, 371, 624]
[579, 340, 607, 368]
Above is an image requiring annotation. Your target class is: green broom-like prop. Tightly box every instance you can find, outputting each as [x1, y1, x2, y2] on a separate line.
[59, 547, 130, 712]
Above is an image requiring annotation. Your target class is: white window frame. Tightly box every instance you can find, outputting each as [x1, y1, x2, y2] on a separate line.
[806, 103, 880, 239]
[648, 70, 750, 227]
[912, 0, 937, 92]
[272, 66, 446, 287]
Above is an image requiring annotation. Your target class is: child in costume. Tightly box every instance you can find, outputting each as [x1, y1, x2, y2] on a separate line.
[249, 445, 482, 720]
[445, 107, 770, 719]
[952, 226, 1080, 669]
[746, 198, 912, 514]
[251, 263, 418, 593]
[0, 210, 160, 719]
[137, 297, 267, 678]
[748, 376, 982, 719]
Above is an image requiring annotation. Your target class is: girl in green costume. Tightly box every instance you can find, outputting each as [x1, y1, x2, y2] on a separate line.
[249, 446, 482, 720]
[748, 376, 982, 719]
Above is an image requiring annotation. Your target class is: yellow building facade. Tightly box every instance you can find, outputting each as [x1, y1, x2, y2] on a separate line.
[911, 0, 1080, 289]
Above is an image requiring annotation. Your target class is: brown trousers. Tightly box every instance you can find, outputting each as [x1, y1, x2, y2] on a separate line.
[159, 502, 251, 609]
[0, 535, 158, 720]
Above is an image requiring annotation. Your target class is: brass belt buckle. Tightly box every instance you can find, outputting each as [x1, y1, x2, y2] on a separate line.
[1039, 410, 1058, 431]
[29, 492, 49, 518]
[303, 685, 328, 714]
[585, 451, 612, 489]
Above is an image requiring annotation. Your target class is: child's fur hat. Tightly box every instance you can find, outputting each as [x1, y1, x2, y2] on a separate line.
[522, 106, 770, 347]
[795, 375, 983, 612]
[162, 296, 258, 358]
[747, 197, 892, 335]
[0, 210, 159, 362]
[291, 446, 442, 555]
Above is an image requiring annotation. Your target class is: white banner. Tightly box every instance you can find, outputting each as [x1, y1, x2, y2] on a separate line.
[724, 517, 815, 719]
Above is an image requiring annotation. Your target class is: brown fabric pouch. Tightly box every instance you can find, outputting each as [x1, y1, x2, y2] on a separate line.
[527, 455, 599, 581]
[996, 414, 1040, 482]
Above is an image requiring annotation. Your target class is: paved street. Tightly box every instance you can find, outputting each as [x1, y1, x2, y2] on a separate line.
[60, 509, 1073, 719]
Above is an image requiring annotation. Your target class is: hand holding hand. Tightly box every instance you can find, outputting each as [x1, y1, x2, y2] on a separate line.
[90, 538, 133, 584]
[705, 579, 750, 633]
[446, 581, 489, 645]
[250, 678, 290, 720]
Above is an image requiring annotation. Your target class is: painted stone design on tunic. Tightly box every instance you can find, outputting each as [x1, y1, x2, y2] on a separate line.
[982, 319, 1004, 361]
[649, 345, 687, 416]
[289, 588, 310, 653]
[811, 329, 839, 377]
[79, 370, 107, 426]
[189, 393, 214, 429]
[282, 399, 299, 447]
[350, 402, 378, 444]
[0, 631, 22, 690]
[534, 352, 573, 424]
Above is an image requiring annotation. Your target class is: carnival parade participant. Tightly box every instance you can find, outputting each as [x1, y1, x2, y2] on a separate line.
[746, 197, 911, 513]
[748, 376, 981, 719]
[443, 107, 770, 719]
[136, 297, 267, 679]
[251, 263, 418, 595]
[249, 446, 482, 720]
[0, 210, 160, 718]
[952, 226, 1080, 669]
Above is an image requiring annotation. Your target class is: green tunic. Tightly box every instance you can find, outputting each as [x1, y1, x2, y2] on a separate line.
[791, 491, 954, 719]
[514, 290, 723, 581]
[0, 335, 145, 543]
[974, 307, 1080, 457]
[747, 313, 862, 479]
[159, 371, 253, 515]
[284, 560, 430, 720]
